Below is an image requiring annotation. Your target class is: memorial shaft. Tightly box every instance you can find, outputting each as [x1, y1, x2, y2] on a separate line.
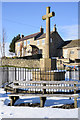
[46, 7, 50, 58]
[42, 6, 55, 59]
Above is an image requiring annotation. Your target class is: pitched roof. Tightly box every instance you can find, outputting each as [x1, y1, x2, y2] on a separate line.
[36, 31, 55, 40]
[57, 40, 71, 49]
[58, 39, 80, 49]
[16, 31, 57, 42]
[16, 32, 42, 42]
[36, 33, 46, 39]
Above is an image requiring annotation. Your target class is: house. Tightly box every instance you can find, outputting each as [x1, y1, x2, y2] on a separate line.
[58, 39, 80, 61]
[15, 25, 64, 59]
[57, 39, 80, 69]
[15, 25, 80, 64]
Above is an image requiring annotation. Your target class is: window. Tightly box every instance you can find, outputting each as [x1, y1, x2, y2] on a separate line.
[50, 38, 52, 43]
[39, 49, 42, 54]
[24, 41, 26, 46]
[42, 39, 45, 45]
[27, 40, 30, 45]
[18, 43, 20, 47]
[70, 51, 74, 54]
[18, 51, 20, 56]
[37, 40, 39, 45]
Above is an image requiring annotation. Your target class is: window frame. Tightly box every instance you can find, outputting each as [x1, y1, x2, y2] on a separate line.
[42, 39, 45, 45]
[70, 50, 74, 54]
[50, 38, 52, 43]
[37, 40, 39, 46]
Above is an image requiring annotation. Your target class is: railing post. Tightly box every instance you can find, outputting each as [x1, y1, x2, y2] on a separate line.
[40, 68, 41, 81]
[69, 69, 71, 81]
[15, 67, 16, 81]
[25, 68, 26, 81]
[18, 68, 19, 81]
[35, 69, 36, 81]
[20, 67, 21, 81]
[74, 84, 76, 94]
[7, 67, 9, 82]
[43, 83, 46, 94]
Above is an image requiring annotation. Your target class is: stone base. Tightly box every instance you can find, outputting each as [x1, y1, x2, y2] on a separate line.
[32, 70, 65, 81]
[40, 58, 51, 70]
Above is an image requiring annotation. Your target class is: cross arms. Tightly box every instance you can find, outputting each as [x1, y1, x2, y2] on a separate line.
[42, 12, 55, 20]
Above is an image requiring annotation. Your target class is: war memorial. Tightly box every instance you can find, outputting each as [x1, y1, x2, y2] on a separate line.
[0, 6, 79, 109]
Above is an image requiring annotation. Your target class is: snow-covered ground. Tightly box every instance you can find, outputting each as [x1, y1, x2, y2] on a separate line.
[0, 88, 80, 119]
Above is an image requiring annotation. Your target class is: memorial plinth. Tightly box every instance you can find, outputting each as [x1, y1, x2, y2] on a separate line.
[40, 58, 51, 70]
[32, 70, 65, 81]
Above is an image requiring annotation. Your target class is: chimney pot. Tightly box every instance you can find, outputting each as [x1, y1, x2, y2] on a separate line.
[21, 34, 24, 39]
[40, 26, 44, 33]
[53, 24, 57, 32]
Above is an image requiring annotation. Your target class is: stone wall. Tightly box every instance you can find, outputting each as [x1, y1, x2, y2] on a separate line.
[1, 58, 40, 68]
[57, 58, 70, 69]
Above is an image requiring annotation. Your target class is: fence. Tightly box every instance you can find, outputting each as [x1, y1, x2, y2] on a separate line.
[0, 67, 8, 86]
[0, 67, 80, 87]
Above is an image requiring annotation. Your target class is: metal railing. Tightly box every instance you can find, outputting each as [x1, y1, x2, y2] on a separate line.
[0, 67, 80, 87]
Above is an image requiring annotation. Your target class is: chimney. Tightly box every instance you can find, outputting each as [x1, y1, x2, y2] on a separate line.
[40, 26, 44, 33]
[21, 34, 24, 39]
[53, 24, 57, 32]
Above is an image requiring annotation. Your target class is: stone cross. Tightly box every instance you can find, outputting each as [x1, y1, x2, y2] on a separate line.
[42, 6, 55, 58]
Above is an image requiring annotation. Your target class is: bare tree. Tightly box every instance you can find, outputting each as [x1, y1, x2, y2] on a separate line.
[2, 29, 6, 58]
[0, 35, 2, 58]
[0, 35, 2, 66]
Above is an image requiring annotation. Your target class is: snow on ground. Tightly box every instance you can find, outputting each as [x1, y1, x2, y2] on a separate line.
[0, 88, 79, 119]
